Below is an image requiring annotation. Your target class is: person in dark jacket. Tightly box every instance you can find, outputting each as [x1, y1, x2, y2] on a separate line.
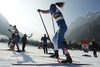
[21, 34, 27, 51]
[41, 34, 49, 54]
[92, 39, 98, 57]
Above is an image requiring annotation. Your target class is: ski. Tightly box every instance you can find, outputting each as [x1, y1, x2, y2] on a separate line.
[0, 49, 15, 51]
[0, 49, 27, 53]
[11, 63, 90, 66]
[32, 55, 65, 60]
[82, 54, 91, 57]
[14, 50, 26, 52]
[32, 55, 79, 63]
[37, 55, 65, 60]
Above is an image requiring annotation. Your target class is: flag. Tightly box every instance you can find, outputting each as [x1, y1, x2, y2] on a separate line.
[81, 40, 89, 53]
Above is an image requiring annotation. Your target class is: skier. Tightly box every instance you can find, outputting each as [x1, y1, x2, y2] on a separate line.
[41, 34, 49, 54]
[92, 39, 98, 57]
[8, 25, 20, 51]
[37, 2, 72, 63]
[38, 42, 42, 49]
[21, 34, 27, 51]
[8, 25, 15, 48]
[8, 38, 11, 47]
[11, 33, 16, 48]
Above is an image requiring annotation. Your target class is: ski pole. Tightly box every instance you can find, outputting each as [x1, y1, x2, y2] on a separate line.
[9, 24, 12, 38]
[38, 12, 53, 50]
[51, 13, 55, 34]
[8, 24, 12, 47]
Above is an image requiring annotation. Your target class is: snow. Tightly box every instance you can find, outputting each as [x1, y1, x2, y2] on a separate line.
[0, 42, 100, 67]
[0, 34, 8, 39]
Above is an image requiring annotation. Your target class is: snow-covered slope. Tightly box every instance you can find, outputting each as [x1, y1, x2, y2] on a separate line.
[0, 42, 100, 67]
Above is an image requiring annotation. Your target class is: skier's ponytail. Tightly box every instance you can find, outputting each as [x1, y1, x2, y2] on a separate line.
[55, 2, 65, 8]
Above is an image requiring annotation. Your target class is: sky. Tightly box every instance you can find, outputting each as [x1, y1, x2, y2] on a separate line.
[0, 0, 100, 41]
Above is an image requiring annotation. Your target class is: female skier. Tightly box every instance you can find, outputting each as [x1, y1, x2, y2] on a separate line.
[37, 2, 72, 63]
[8, 25, 20, 52]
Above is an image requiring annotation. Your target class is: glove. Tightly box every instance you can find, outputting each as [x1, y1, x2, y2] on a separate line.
[37, 9, 42, 12]
[9, 24, 12, 27]
[8, 29, 11, 32]
[48, 36, 50, 40]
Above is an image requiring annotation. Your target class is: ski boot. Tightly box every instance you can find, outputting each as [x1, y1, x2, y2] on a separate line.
[15, 47, 20, 52]
[61, 53, 72, 63]
[94, 53, 98, 57]
[9, 46, 15, 51]
[50, 54, 55, 58]
[22, 50, 25, 52]
[94, 54, 98, 57]
[15, 49, 20, 52]
[50, 50, 59, 59]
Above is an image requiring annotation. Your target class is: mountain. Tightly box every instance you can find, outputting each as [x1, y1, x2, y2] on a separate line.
[65, 11, 100, 43]
[0, 13, 23, 38]
[0, 13, 11, 38]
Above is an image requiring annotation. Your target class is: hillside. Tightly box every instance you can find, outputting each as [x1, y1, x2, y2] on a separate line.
[0, 13, 23, 38]
[0, 13, 11, 37]
[65, 11, 100, 43]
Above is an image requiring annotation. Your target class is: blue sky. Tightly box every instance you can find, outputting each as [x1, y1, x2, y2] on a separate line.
[0, 0, 100, 41]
